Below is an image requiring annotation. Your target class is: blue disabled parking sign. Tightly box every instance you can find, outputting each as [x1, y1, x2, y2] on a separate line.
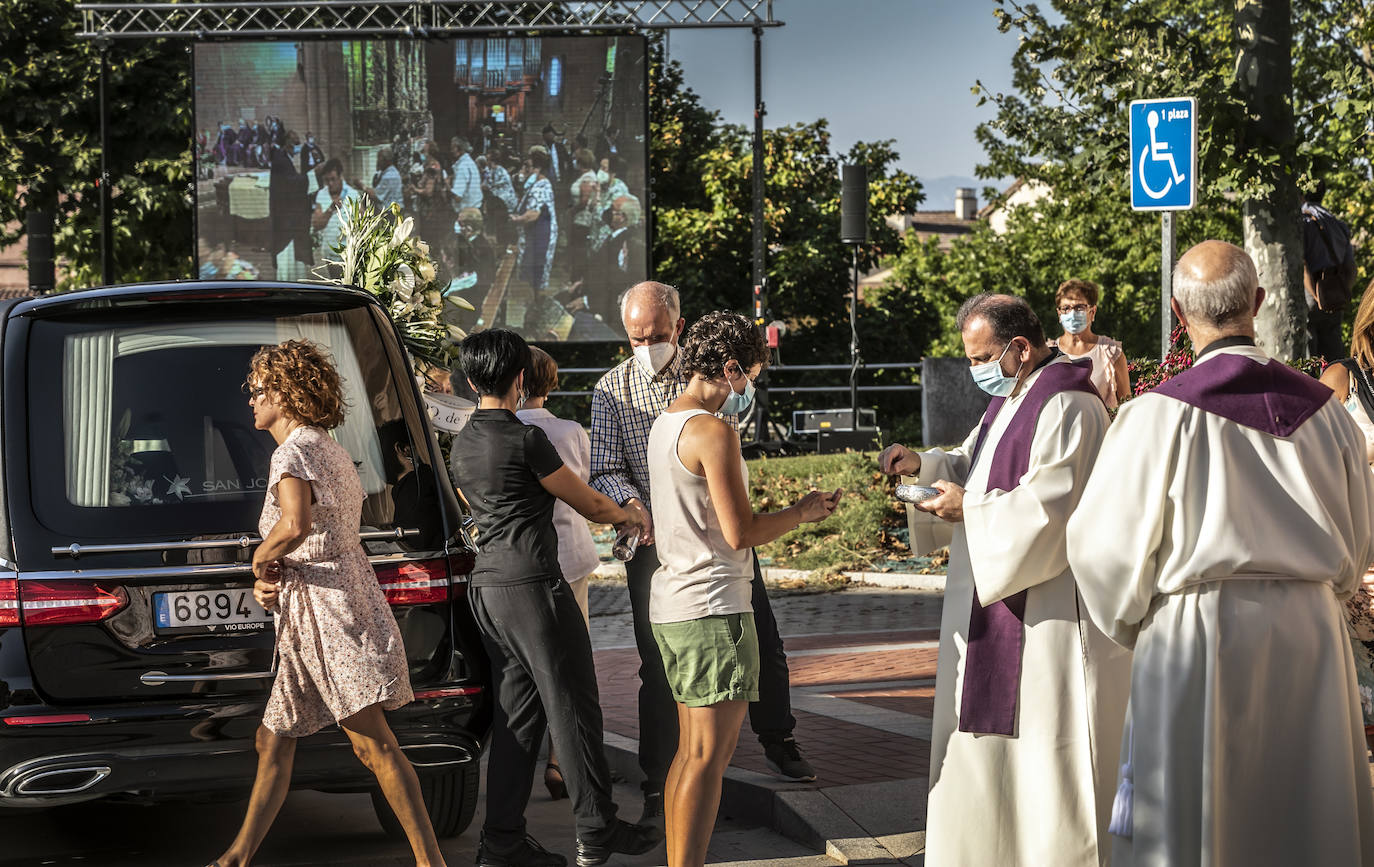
[1129, 97, 1197, 211]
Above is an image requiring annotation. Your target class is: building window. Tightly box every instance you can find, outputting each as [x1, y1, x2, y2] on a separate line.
[454, 40, 468, 85]
[507, 38, 524, 83]
[548, 56, 563, 97]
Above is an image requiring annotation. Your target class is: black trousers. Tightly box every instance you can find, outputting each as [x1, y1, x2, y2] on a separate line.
[626, 545, 796, 793]
[471, 579, 617, 846]
[1308, 298, 1346, 362]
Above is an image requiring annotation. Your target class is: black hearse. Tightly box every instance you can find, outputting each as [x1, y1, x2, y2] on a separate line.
[0, 282, 489, 837]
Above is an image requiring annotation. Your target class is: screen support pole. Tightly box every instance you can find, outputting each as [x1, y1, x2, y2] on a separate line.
[748, 23, 769, 446]
[98, 37, 115, 286]
[1161, 211, 1176, 359]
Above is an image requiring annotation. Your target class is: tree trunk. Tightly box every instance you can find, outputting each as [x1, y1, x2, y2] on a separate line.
[1236, 0, 1305, 360]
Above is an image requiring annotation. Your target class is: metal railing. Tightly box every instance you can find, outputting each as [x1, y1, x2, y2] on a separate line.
[549, 361, 922, 399]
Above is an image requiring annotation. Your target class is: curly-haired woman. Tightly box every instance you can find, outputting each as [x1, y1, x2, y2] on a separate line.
[649, 312, 841, 867]
[208, 339, 445, 867]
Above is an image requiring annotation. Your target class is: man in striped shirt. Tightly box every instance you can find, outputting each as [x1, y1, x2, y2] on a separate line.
[590, 281, 816, 823]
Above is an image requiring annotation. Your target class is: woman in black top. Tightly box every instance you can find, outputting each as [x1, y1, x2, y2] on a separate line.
[450, 329, 658, 867]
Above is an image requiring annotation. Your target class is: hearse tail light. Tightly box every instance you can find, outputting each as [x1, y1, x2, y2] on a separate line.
[0, 580, 18, 627]
[376, 559, 449, 606]
[3, 713, 92, 726]
[412, 686, 483, 700]
[18, 581, 129, 626]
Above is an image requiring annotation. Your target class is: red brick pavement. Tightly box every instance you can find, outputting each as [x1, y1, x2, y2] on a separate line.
[594, 629, 937, 789]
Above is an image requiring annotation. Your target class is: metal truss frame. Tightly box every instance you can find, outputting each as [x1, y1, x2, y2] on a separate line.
[79, 1, 783, 448]
[78, 1, 778, 40]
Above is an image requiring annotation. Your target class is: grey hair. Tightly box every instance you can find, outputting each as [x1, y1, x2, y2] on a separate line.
[619, 281, 681, 322]
[956, 292, 1046, 347]
[1172, 247, 1258, 325]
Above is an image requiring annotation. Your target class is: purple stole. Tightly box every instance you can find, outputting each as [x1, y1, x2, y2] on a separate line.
[959, 358, 1100, 736]
[1152, 351, 1330, 436]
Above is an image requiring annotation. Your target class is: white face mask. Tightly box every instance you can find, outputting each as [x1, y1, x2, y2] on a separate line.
[632, 341, 676, 377]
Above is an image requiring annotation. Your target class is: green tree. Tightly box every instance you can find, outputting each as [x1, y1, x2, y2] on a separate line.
[891, 193, 1239, 360]
[0, 0, 192, 289]
[931, 0, 1374, 360]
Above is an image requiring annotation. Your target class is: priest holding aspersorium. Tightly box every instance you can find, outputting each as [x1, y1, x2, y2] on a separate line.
[879, 292, 1130, 866]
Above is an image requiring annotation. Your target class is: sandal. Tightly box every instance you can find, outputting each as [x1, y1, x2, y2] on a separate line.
[544, 762, 568, 800]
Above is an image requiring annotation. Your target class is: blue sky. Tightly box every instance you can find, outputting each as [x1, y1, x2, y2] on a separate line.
[665, 0, 1022, 210]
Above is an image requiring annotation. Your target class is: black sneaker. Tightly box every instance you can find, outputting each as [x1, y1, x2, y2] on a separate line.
[575, 819, 663, 866]
[476, 833, 568, 867]
[638, 790, 663, 824]
[763, 737, 817, 782]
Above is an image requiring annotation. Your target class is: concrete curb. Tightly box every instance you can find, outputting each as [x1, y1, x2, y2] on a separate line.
[601, 732, 920, 865]
[591, 561, 946, 591]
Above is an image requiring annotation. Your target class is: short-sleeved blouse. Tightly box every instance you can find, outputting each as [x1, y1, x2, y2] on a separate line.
[1057, 336, 1124, 409]
[259, 425, 412, 737]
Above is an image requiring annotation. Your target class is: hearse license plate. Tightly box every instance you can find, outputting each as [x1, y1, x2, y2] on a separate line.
[154, 590, 271, 633]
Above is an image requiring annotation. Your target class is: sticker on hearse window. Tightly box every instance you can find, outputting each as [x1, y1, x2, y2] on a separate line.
[164, 474, 193, 501]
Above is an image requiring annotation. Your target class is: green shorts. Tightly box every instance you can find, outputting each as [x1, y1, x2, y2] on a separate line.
[651, 613, 760, 707]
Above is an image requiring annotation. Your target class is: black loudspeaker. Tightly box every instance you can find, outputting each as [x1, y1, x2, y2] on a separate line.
[840, 164, 869, 245]
[26, 210, 54, 294]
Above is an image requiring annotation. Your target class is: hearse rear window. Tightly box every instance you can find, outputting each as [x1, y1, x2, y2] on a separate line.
[26, 307, 429, 539]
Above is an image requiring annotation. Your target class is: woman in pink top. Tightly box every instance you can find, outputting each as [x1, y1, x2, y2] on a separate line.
[1051, 279, 1131, 408]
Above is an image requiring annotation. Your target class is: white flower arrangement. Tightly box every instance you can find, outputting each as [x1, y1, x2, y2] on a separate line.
[316, 198, 473, 369]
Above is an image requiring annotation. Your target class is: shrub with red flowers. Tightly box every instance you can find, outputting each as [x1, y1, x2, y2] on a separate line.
[1127, 325, 1328, 400]
[1127, 325, 1195, 396]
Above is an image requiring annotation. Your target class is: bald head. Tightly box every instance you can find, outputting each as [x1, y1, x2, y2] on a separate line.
[620, 281, 680, 324]
[1172, 240, 1259, 327]
[621, 281, 684, 349]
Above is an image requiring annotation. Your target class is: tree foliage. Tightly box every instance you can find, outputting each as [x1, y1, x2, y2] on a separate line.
[647, 38, 929, 363]
[0, 0, 192, 289]
[894, 0, 1374, 359]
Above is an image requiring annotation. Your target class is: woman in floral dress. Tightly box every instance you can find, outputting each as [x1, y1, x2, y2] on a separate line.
[208, 339, 445, 867]
[513, 147, 558, 294]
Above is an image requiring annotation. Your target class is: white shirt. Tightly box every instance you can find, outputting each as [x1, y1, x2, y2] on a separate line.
[515, 408, 600, 582]
[373, 165, 404, 211]
[314, 182, 360, 257]
[450, 154, 482, 211]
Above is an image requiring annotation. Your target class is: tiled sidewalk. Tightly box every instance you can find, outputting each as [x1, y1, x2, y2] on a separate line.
[590, 581, 941, 862]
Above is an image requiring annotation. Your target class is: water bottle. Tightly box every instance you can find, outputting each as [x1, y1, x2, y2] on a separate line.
[612, 528, 639, 562]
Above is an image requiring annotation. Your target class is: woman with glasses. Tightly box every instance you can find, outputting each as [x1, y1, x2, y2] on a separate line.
[648, 311, 841, 867]
[209, 340, 445, 867]
[1051, 279, 1130, 408]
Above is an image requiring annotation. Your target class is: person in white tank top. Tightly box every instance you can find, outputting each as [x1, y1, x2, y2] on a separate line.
[1051, 278, 1131, 408]
[647, 311, 840, 867]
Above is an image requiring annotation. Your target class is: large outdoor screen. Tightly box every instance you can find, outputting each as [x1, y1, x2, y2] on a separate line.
[193, 36, 647, 341]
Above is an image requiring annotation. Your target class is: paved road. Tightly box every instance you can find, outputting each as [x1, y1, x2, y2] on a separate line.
[2, 580, 937, 867]
[588, 579, 944, 650]
[0, 761, 827, 867]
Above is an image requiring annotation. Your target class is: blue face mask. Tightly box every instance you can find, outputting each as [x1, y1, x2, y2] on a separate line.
[719, 370, 756, 415]
[970, 341, 1023, 397]
[1059, 310, 1089, 334]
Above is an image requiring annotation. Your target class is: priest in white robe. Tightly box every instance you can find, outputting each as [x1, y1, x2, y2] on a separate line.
[1068, 239, 1374, 867]
[879, 293, 1132, 866]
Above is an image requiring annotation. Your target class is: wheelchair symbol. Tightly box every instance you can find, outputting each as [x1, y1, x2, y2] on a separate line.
[1138, 110, 1186, 200]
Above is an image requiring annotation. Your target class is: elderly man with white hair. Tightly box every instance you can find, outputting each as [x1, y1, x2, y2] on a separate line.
[1068, 239, 1374, 866]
